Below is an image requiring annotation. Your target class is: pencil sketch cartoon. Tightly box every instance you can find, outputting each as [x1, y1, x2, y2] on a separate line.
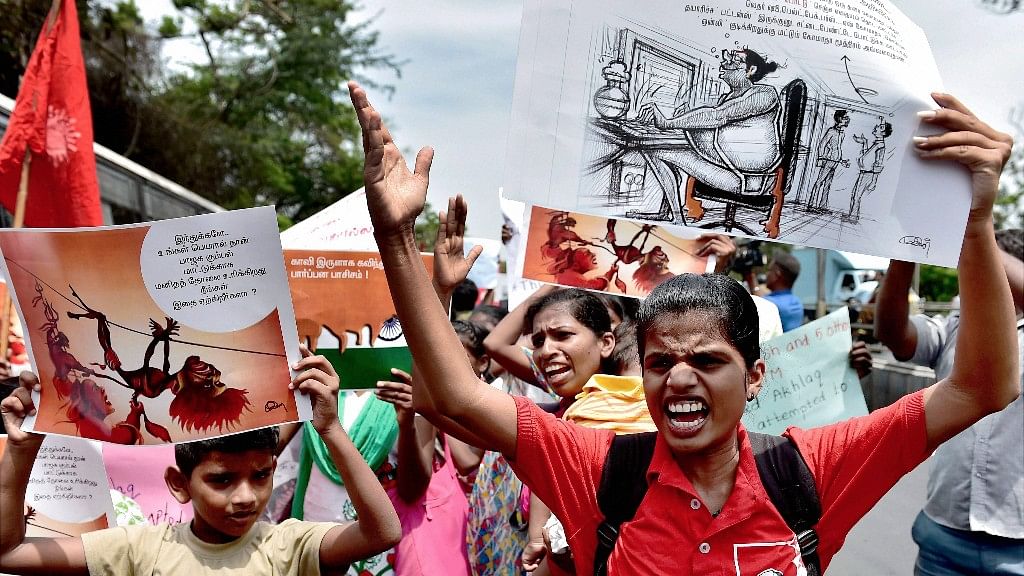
[846, 118, 892, 223]
[806, 110, 851, 213]
[580, 22, 898, 243]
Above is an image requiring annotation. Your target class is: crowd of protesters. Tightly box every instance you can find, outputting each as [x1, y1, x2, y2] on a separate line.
[0, 84, 1020, 576]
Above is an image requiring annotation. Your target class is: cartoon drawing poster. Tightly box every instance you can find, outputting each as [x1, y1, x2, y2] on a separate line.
[0, 207, 309, 444]
[504, 0, 970, 266]
[0, 434, 117, 537]
[520, 206, 710, 297]
[285, 250, 433, 391]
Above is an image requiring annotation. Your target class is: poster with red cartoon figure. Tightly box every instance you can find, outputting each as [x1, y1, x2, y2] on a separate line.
[520, 205, 711, 297]
[0, 207, 308, 444]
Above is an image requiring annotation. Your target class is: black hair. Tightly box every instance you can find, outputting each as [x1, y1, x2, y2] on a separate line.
[469, 304, 508, 329]
[880, 122, 893, 138]
[453, 319, 487, 359]
[611, 319, 639, 375]
[452, 279, 479, 314]
[597, 294, 639, 324]
[833, 109, 849, 123]
[996, 228, 1023, 261]
[525, 288, 612, 340]
[635, 274, 760, 368]
[742, 48, 779, 82]
[771, 252, 801, 285]
[525, 288, 616, 373]
[174, 426, 280, 477]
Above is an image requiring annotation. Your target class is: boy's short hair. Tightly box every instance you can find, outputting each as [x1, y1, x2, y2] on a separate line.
[611, 320, 639, 375]
[174, 427, 280, 477]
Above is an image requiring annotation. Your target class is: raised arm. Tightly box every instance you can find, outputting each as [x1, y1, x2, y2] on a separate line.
[290, 353, 401, 570]
[375, 369, 437, 504]
[873, 260, 919, 360]
[0, 372, 88, 576]
[350, 81, 518, 456]
[914, 93, 1020, 449]
[483, 283, 556, 386]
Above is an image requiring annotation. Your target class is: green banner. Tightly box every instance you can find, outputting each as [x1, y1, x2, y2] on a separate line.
[319, 346, 413, 391]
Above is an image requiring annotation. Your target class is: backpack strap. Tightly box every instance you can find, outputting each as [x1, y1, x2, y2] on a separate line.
[749, 432, 823, 576]
[593, 432, 657, 576]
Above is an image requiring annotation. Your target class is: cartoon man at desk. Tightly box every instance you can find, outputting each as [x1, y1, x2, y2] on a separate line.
[629, 48, 782, 224]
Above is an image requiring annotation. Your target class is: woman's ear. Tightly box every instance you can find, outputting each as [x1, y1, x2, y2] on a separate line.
[746, 65, 758, 79]
[165, 467, 192, 505]
[599, 331, 616, 359]
[745, 359, 766, 400]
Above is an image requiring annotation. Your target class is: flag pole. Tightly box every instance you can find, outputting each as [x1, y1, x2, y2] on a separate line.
[0, 148, 30, 362]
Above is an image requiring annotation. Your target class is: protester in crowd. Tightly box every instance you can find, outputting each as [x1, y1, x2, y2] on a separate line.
[523, 319, 657, 574]
[374, 365, 471, 576]
[289, 361, 405, 575]
[452, 279, 479, 321]
[0, 353, 401, 575]
[696, 232, 784, 341]
[350, 81, 1018, 574]
[875, 228, 1023, 576]
[469, 305, 507, 335]
[758, 252, 804, 331]
[467, 305, 509, 381]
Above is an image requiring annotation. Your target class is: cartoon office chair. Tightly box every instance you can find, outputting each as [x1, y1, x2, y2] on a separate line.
[683, 78, 807, 238]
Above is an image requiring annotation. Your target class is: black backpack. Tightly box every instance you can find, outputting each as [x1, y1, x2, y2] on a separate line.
[593, 431, 822, 576]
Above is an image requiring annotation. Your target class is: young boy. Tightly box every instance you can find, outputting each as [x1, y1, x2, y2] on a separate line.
[0, 351, 401, 576]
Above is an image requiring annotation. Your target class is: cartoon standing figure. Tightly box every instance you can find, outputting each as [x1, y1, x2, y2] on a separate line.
[845, 118, 892, 224]
[806, 109, 851, 213]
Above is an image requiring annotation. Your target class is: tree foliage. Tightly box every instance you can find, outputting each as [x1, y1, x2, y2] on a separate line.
[1, 0, 398, 221]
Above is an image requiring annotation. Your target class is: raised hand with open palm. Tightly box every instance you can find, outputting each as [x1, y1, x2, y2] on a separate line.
[348, 81, 432, 236]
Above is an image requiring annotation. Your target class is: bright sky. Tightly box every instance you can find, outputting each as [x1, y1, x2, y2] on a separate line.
[141, 1, 1023, 239]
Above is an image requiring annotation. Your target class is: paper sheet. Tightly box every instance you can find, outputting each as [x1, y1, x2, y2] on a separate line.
[504, 0, 969, 266]
[0, 434, 116, 537]
[284, 250, 432, 391]
[519, 205, 710, 297]
[742, 307, 869, 434]
[0, 207, 308, 444]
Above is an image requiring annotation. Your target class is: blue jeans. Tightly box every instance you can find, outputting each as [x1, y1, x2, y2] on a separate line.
[913, 511, 1024, 575]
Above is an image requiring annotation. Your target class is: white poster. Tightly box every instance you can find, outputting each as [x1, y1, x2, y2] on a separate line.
[504, 0, 970, 266]
[0, 434, 116, 537]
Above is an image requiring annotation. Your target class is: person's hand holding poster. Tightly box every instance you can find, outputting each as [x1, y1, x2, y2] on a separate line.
[285, 250, 432, 391]
[520, 205, 710, 297]
[743, 307, 869, 435]
[0, 207, 308, 444]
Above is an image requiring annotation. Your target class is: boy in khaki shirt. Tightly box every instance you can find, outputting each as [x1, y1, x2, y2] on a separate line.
[0, 351, 401, 576]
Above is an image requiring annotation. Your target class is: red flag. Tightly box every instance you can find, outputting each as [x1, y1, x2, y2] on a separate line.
[0, 0, 102, 228]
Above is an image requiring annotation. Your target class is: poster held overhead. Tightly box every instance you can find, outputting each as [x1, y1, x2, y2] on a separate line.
[0, 207, 308, 444]
[519, 205, 711, 297]
[503, 0, 968, 266]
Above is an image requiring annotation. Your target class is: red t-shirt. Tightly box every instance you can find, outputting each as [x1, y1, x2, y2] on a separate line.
[508, 390, 928, 575]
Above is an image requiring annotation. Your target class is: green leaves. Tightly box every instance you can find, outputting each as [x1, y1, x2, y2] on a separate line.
[1, 0, 399, 223]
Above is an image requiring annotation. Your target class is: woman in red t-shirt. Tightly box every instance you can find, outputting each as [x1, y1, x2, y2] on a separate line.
[349, 82, 1019, 575]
